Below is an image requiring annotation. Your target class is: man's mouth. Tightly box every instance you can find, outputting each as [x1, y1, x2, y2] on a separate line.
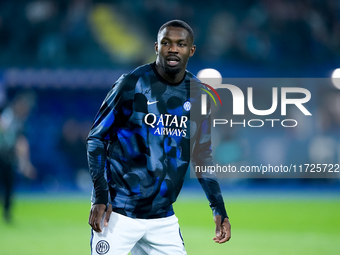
[166, 56, 180, 67]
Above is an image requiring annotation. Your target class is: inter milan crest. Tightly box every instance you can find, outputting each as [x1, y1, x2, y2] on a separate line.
[183, 101, 191, 111]
[96, 240, 110, 254]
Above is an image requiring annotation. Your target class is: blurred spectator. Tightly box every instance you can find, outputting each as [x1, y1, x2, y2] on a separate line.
[0, 0, 339, 69]
[0, 91, 36, 223]
[59, 118, 92, 191]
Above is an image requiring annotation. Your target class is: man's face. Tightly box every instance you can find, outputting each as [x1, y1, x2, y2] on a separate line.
[155, 26, 196, 76]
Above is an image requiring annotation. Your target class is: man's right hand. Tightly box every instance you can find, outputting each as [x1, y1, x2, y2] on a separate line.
[88, 203, 112, 233]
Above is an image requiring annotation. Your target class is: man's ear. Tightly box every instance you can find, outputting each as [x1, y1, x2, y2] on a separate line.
[189, 45, 196, 57]
[155, 42, 158, 55]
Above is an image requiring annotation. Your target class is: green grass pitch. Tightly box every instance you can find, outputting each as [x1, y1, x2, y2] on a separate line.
[0, 192, 339, 255]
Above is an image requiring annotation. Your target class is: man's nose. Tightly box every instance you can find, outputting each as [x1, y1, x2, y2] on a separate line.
[168, 44, 178, 53]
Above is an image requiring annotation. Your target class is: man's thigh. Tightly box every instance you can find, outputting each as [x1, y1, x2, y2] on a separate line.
[131, 215, 186, 255]
[91, 212, 145, 255]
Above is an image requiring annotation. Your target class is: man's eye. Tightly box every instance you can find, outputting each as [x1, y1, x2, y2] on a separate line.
[161, 42, 169, 45]
[179, 43, 186, 47]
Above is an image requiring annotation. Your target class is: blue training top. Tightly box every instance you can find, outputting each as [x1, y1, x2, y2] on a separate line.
[87, 62, 228, 220]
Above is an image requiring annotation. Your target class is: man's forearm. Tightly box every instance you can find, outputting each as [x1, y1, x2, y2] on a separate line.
[87, 138, 109, 204]
[198, 177, 228, 221]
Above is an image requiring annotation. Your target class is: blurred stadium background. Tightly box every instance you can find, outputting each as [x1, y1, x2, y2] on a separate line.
[0, 0, 339, 254]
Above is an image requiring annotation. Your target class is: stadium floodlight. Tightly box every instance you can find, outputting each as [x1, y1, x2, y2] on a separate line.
[331, 68, 340, 89]
[197, 68, 222, 89]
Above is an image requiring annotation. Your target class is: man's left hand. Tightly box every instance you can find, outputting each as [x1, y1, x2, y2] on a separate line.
[213, 215, 231, 244]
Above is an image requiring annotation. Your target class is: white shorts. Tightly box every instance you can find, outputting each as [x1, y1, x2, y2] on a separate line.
[91, 212, 187, 255]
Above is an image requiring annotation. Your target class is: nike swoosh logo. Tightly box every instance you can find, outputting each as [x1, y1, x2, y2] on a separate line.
[147, 100, 158, 105]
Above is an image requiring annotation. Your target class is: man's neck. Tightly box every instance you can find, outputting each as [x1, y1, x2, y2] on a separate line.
[154, 62, 186, 84]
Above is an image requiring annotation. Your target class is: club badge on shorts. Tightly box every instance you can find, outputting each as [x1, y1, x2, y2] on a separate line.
[96, 240, 110, 254]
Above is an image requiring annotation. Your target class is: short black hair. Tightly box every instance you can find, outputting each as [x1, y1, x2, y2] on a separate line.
[158, 20, 194, 43]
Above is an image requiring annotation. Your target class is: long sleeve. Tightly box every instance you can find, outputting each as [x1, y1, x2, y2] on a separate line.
[87, 77, 126, 205]
[191, 101, 228, 221]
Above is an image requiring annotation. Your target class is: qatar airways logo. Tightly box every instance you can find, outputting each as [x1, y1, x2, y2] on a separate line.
[144, 113, 188, 137]
[199, 82, 312, 128]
